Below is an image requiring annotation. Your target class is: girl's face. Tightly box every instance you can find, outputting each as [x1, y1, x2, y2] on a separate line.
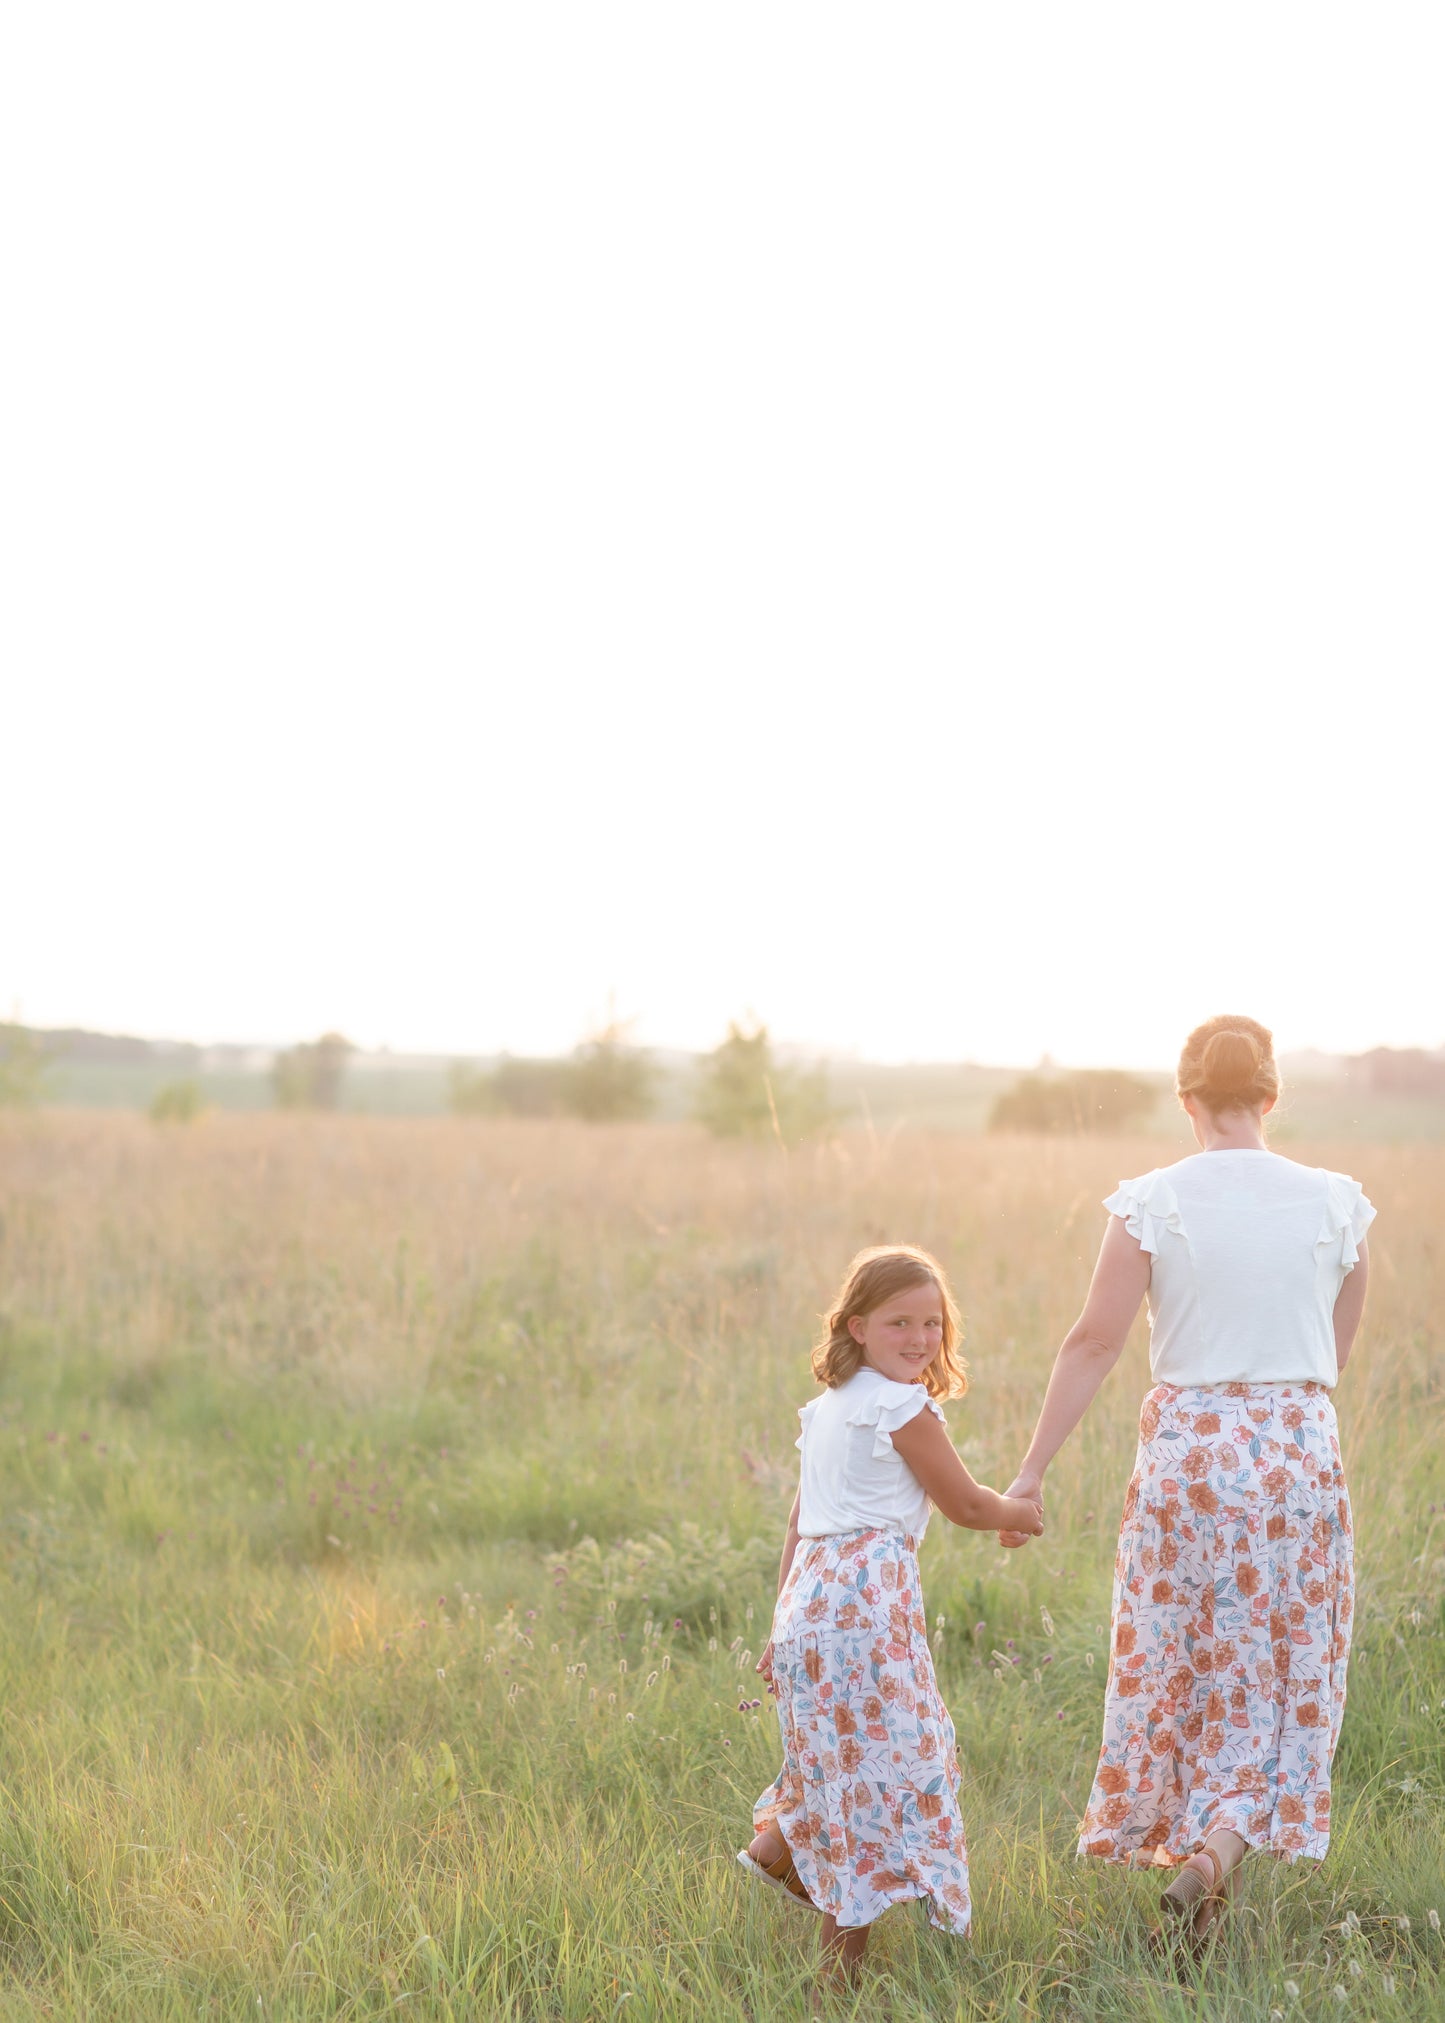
[847, 1279, 944, 1384]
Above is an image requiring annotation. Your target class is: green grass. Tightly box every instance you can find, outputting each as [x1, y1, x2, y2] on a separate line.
[0, 1114, 1441, 2017]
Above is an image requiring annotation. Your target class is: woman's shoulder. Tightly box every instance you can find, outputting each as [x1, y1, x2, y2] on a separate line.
[1103, 1165, 1185, 1253]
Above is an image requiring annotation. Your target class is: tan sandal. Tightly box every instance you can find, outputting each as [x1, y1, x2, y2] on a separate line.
[1159, 1847, 1232, 1955]
[736, 1841, 819, 1911]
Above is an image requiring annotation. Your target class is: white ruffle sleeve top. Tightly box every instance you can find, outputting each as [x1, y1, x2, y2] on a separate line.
[1106, 1149, 1376, 1388]
[795, 1365, 944, 1538]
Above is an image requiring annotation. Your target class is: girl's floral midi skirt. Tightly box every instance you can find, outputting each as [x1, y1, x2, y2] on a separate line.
[1079, 1382, 1353, 1866]
[752, 1527, 970, 1934]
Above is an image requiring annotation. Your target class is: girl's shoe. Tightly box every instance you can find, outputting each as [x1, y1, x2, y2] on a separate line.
[736, 1843, 819, 1911]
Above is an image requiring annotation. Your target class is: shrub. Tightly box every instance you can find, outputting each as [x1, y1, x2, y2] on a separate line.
[149, 1079, 204, 1124]
[272, 1033, 353, 1110]
[988, 1069, 1156, 1133]
[546, 1522, 777, 1630]
[562, 1024, 654, 1122]
[0, 1024, 44, 1107]
[448, 1055, 570, 1118]
[695, 1022, 833, 1142]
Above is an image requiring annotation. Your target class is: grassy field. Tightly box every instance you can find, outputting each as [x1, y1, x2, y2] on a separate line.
[0, 1114, 1441, 2020]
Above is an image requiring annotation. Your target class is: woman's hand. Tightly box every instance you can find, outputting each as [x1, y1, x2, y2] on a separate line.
[756, 1640, 775, 1686]
[997, 1470, 1044, 1548]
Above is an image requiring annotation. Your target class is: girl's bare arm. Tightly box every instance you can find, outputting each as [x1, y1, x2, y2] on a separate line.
[756, 1489, 802, 1686]
[889, 1409, 1043, 1534]
[776, 1487, 802, 1593]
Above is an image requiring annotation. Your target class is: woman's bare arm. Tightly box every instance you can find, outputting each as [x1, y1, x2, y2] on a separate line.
[1333, 1239, 1370, 1373]
[998, 1214, 1151, 1543]
[889, 1409, 1043, 1534]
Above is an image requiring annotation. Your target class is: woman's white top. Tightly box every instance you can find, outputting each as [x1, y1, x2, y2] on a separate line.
[795, 1366, 944, 1539]
[1106, 1150, 1375, 1388]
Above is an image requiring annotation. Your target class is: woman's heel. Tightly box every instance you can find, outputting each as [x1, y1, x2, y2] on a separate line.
[1159, 1847, 1233, 1957]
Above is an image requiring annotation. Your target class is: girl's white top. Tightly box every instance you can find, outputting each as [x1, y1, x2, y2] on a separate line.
[1106, 1150, 1376, 1388]
[795, 1365, 944, 1538]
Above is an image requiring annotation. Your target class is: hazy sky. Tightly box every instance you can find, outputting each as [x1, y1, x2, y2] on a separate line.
[4, 6, 1442, 1067]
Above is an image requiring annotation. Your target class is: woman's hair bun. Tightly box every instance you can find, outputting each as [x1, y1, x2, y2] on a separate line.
[1199, 1029, 1262, 1094]
[1176, 1014, 1279, 1115]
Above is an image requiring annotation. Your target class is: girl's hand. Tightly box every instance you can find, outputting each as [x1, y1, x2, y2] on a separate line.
[998, 1471, 1044, 1548]
[756, 1640, 775, 1686]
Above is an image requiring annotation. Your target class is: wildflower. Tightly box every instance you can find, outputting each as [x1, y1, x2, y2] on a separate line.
[436, 1668, 446, 1682]
[673, 1617, 683, 1629]
[1343, 1910, 1360, 1934]
[973, 1621, 986, 1637]
[618, 1659, 628, 1674]
[1398, 1915, 1411, 1933]
[1085, 1652, 1095, 1668]
[1056, 1711, 1065, 1721]
[1006, 1639, 1015, 1650]
[646, 1672, 658, 1689]
[1408, 1609, 1423, 1627]
[1348, 1960, 1363, 1980]
[1331, 1992, 1346, 2008]
[1040, 1607, 1055, 1637]
[1430, 1908, 1441, 1932]
[1284, 1982, 1300, 2001]
[439, 1597, 448, 1609]
[1382, 1976, 1396, 1996]
[746, 1603, 754, 1623]
[708, 1637, 717, 1652]
[661, 1654, 671, 1672]
[626, 1712, 635, 1723]
[721, 1738, 731, 1748]
[550, 1642, 559, 1654]
[935, 1614, 945, 1631]
[1041, 1653, 1054, 1666]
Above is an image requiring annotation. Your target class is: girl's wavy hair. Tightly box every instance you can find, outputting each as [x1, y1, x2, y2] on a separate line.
[811, 1245, 968, 1401]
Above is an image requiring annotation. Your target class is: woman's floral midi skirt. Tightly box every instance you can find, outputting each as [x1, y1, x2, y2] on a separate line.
[1079, 1382, 1354, 1866]
[752, 1527, 970, 1933]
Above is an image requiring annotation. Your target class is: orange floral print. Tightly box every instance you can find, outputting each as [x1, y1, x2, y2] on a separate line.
[1079, 1383, 1352, 1867]
[753, 1528, 970, 1934]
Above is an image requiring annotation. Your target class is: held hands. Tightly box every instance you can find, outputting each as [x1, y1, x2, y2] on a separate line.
[998, 1471, 1044, 1549]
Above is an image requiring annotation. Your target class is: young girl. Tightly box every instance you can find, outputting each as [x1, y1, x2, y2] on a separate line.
[738, 1245, 1042, 1985]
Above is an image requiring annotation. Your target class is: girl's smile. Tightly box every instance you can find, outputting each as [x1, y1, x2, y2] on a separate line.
[847, 1281, 946, 1385]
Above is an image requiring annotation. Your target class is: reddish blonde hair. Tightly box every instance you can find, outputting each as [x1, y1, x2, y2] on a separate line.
[1176, 1013, 1281, 1117]
[811, 1245, 968, 1401]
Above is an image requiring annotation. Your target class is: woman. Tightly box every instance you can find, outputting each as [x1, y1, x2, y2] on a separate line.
[1001, 1015, 1373, 1947]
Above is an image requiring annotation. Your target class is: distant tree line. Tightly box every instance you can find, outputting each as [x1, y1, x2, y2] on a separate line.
[987, 1068, 1156, 1134]
[448, 1019, 833, 1142]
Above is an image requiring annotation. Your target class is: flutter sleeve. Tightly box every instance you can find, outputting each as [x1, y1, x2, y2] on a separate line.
[844, 1379, 946, 1459]
[1102, 1169, 1185, 1257]
[1319, 1172, 1377, 1271]
[795, 1395, 824, 1452]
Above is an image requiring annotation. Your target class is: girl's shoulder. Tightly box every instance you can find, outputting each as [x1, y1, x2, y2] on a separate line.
[839, 1369, 945, 1456]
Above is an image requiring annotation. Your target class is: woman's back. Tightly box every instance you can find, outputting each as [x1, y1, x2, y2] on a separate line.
[1107, 1150, 1374, 1387]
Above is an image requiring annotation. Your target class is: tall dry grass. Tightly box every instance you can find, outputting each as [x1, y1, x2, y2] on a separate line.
[0, 1113, 1441, 2018]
